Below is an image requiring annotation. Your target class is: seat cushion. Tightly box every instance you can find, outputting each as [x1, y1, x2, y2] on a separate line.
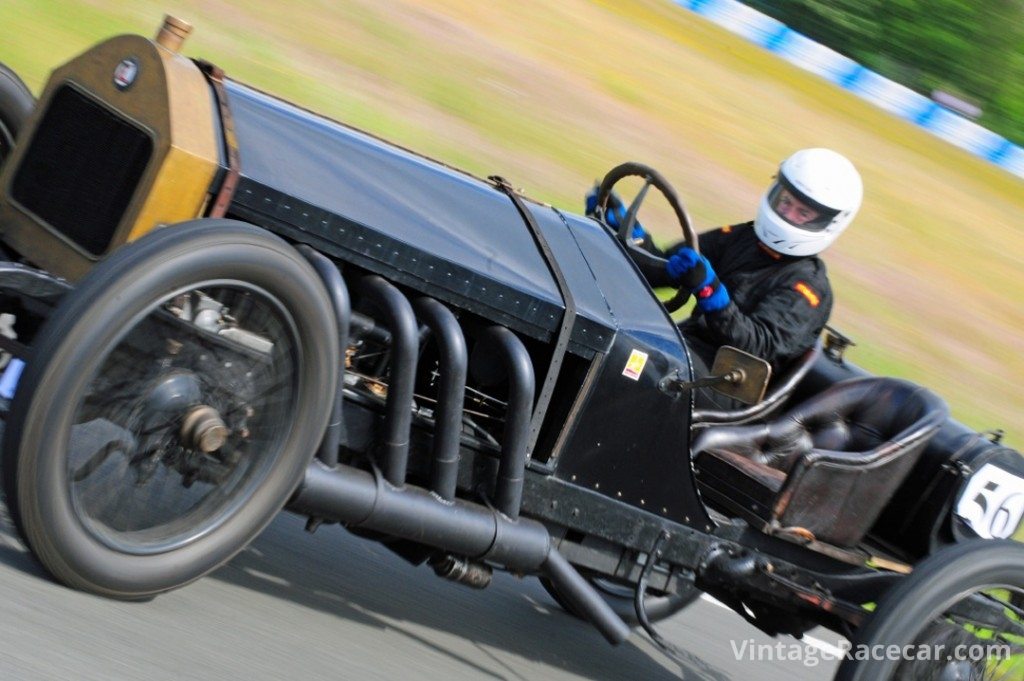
[691, 378, 949, 548]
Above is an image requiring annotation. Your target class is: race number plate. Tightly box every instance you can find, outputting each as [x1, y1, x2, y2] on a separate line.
[956, 463, 1024, 539]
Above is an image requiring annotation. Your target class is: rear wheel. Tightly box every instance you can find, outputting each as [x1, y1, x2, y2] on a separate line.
[2, 219, 338, 597]
[834, 540, 1024, 681]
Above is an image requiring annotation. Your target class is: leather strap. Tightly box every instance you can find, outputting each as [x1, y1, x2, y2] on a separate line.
[195, 60, 241, 218]
[489, 176, 576, 457]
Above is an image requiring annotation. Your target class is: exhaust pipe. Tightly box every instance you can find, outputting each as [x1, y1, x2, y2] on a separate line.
[301, 276, 626, 642]
[359, 275, 418, 486]
[297, 246, 349, 468]
[290, 461, 630, 645]
[412, 297, 467, 503]
[476, 326, 534, 520]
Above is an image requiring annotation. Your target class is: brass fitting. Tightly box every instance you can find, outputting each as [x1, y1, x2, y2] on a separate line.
[155, 15, 193, 53]
[181, 405, 230, 453]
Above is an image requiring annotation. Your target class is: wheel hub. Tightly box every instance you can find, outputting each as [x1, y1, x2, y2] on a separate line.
[143, 370, 201, 416]
[181, 405, 230, 453]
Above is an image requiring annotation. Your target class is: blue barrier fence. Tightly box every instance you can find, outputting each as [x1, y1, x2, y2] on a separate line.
[675, 0, 1024, 180]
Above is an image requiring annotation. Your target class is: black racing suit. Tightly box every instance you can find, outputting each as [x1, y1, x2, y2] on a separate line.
[639, 221, 833, 407]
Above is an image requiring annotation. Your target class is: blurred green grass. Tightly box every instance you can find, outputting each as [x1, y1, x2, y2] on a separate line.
[2, 0, 1022, 443]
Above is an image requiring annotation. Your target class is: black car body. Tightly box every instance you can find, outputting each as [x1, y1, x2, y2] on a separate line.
[0, 19, 1021, 679]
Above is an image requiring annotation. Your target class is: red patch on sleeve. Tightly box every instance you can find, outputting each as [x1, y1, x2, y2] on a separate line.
[794, 281, 820, 307]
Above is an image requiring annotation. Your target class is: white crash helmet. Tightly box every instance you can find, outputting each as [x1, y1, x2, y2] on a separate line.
[753, 148, 863, 256]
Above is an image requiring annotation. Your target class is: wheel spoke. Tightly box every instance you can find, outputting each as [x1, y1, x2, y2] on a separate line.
[67, 283, 300, 554]
[4, 220, 337, 597]
[70, 440, 132, 483]
[834, 542, 1024, 681]
[892, 586, 1024, 681]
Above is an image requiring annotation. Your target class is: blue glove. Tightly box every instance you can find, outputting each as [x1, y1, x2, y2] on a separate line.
[666, 247, 730, 312]
[584, 185, 601, 216]
[584, 186, 648, 241]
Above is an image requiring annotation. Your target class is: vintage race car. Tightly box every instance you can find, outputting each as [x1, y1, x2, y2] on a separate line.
[0, 17, 1021, 681]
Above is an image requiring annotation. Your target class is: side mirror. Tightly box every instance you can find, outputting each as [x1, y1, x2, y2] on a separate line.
[659, 345, 771, 405]
[708, 346, 771, 405]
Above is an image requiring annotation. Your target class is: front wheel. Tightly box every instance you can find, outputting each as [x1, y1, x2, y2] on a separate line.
[834, 540, 1024, 681]
[0, 62, 34, 168]
[2, 219, 338, 598]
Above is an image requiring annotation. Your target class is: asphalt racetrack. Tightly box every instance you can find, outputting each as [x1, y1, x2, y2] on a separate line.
[0, 430, 842, 681]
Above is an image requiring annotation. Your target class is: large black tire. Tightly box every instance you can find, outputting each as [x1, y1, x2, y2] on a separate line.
[540, 573, 700, 626]
[0, 62, 34, 167]
[834, 539, 1024, 681]
[2, 219, 338, 598]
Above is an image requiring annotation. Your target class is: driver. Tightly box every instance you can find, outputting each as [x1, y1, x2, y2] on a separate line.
[588, 148, 863, 408]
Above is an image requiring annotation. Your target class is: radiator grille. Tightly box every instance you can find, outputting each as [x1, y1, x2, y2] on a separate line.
[11, 84, 153, 256]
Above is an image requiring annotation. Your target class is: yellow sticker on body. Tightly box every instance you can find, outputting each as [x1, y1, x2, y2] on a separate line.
[622, 349, 649, 381]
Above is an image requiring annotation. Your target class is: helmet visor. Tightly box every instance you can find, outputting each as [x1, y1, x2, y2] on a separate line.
[767, 177, 841, 232]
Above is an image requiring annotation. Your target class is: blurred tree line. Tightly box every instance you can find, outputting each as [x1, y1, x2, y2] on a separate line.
[743, 0, 1024, 145]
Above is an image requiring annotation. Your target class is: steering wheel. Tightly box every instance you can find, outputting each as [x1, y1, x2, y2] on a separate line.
[594, 162, 699, 312]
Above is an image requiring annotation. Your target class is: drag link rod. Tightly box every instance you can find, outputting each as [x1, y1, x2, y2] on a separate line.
[542, 549, 631, 645]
